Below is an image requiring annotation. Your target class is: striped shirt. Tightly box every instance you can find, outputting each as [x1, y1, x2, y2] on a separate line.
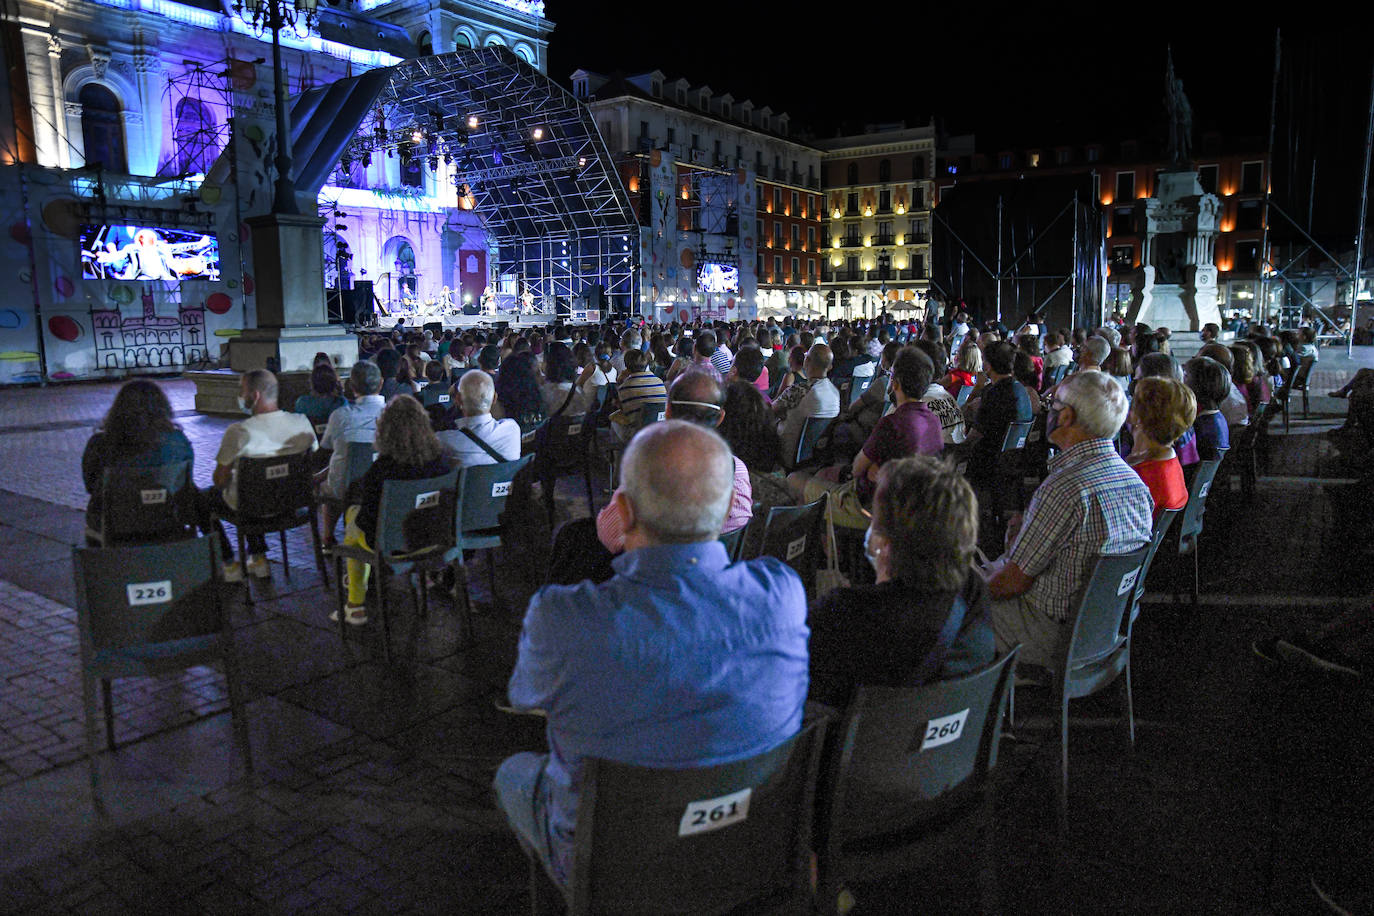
[615, 370, 667, 421]
[1008, 437, 1153, 622]
[710, 345, 734, 375]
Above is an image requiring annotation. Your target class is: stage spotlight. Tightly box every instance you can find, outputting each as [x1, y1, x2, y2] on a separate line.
[531, 127, 544, 141]
[467, 114, 479, 129]
[577, 156, 586, 167]
[412, 130, 424, 143]
[361, 151, 372, 167]
[492, 148, 504, 165]
[432, 111, 445, 132]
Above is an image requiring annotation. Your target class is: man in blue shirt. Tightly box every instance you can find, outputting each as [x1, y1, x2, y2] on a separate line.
[495, 420, 810, 888]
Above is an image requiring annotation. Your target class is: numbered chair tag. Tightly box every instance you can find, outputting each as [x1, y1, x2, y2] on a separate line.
[415, 491, 440, 510]
[567, 424, 582, 437]
[373, 452, 380, 462]
[491, 481, 511, 498]
[785, 535, 807, 561]
[919, 708, 970, 751]
[438, 394, 450, 404]
[678, 787, 751, 837]
[265, 463, 289, 480]
[127, 580, 172, 606]
[1198, 481, 1211, 498]
[139, 488, 168, 505]
[1117, 567, 1141, 596]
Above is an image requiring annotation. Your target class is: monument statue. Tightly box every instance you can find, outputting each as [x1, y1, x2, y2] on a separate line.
[1165, 47, 1193, 169]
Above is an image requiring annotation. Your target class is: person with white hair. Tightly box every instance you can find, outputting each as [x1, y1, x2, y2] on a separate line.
[984, 370, 1153, 668]
[436, 369, 521, 467]
[494, 420, 809, 890]
[1095, 325, 1122, 348]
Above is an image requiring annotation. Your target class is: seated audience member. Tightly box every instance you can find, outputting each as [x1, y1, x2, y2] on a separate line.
[317, 361, 386, 544]
[496, 420, 809, 888]
[477, 345, 501, 378]
[539, 341, 597, 417]
[1043, 332, 1072, 370]
[437, 370, 521, 467]
[777, 344, 840, 469]
[833, 341, 898, 449]
[293, 363, 346, 430]
[596, 369, 752, 555]
[958, 340, 1032, 485]
[393, 353, 422, 399]
[985, 370, 1154, 669]
[492, 351, 546, 432]
[789, 347, 943, 529]
[1296, 325, 1319, 363]
[1137, 352, 1198, 466]
[607, 348, 668, 440]
[729, 345, 771, 399]
[943, 339, 981, 395]
[1198, 343, 1250, 428]
[610, 329, 639, 376]
[1014, 351, 1045, 415]
[1102, 346, 1134, 392]
[1074, 335, 1111, 376]
[771, 345, 808, 407]
[81, 379, 195, 540]
[1185, 356, 1233, 459]
[1017, 335, 1044, 389]
[337, 396, 453, 625]
[763, 330, 788, 386]
[375, 348, 405, 400]
[1230, 341, 1270, 415]
[204, 369, 318, 581]
[906, 339, 965, 446]
[1126, 377, 1195, 518]
[808, 456, 996, 711]
[720, 380, 783, 474]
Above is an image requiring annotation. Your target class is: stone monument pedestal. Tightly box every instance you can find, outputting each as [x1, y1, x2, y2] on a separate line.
[1131, 170, 1222, 333]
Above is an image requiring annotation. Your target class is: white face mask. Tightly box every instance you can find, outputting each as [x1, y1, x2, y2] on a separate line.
[237, 394, 253, 415]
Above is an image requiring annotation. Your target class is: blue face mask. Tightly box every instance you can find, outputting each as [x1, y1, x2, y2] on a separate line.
[863, 526, 883, 573]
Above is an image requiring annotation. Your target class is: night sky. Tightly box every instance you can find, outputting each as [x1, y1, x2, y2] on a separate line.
[545, 10, 1374, 242]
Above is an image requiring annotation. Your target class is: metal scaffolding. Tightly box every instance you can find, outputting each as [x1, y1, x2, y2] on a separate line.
[158, 60, 231, 178]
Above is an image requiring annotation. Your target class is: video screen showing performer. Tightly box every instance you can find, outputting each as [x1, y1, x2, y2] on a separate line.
[81, 225, 221, 283]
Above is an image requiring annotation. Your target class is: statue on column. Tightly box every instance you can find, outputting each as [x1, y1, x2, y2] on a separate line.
[1165, 47, 1193, 169]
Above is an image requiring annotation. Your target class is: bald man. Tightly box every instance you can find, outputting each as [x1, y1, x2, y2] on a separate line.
[495, 421, 809, 890]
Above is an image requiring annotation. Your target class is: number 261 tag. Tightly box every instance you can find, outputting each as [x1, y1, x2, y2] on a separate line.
[678, 787, 751, 837]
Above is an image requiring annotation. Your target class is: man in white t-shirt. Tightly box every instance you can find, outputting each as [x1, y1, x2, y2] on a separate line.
[438, 370, 522, 467]
[317, 360, 386, 543]
[205, 369, 317, 581]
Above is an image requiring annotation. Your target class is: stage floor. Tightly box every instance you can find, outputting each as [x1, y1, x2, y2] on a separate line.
[372, 311, 557, 331]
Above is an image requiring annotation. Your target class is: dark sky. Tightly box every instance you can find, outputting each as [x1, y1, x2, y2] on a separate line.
[546, 9, 1374, 241]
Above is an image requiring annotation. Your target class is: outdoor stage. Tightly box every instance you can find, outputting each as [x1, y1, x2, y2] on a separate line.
[371, 310, 562, 331]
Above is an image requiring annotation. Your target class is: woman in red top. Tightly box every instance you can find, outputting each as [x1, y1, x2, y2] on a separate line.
[1126, 376, 1196, 518]
[942, 339, 981, 396]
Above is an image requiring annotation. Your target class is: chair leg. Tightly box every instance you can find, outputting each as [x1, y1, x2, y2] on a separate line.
[238, 529, 252, 606]
[411, 571, 424, 621]
[333, 554, 348, 642]
[309, 512, 327, 583]
[221, 639, 254, 774]
[583, 461, 595, 516]
[487, 548, 500, 609]
[101, 678, 116, 751]
[1057, 689, 1070, 836]
[279, 529, 289, 578]
[453, 561, 475, 647]
[1121, 657, 1136, 748]
[81, 671, 104, 812]
[1192, 548, 1201, 613]
[376, 566, 392, 663]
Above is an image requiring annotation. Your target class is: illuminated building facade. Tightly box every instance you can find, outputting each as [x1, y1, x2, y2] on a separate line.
[816, 123, 936, 320]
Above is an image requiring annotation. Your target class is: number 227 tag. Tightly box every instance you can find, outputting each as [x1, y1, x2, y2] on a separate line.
[678, 787, 751, 837]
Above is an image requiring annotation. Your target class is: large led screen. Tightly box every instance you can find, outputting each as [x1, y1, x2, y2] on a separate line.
[80, 225, 221, 283]
[697, 262, 739, 293]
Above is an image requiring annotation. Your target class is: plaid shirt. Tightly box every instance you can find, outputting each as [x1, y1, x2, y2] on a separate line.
[1009, 437, 1153, 622]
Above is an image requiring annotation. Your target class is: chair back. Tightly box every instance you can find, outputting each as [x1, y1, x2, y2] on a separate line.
[1060, 546, 1150, 696]
[757, 497, 827, 594]
[1178, 448, 1227, 553]
[1132, 507, 1181, 622]
[420, 383, 453, 409]
[567, 719, 827, 915]
[1000, 419, 1033, 453]
[639, 404, 666, 428]
[457, 456, 531, 537]
[374, 468, 459, 557]
[234, 452, 314, 519]
[836, 378, 854, 407]
[955, 384, 974, 406]
[99, 461, 195, 545]
[339, 441, 377, 494]
[72, 538, 222, 666]
[825, 650, 1018, 847]
[539, 412, 591, 471]
[1042, 363, 1070, 391]
[849, 374, 874, 406]
[718, 523, 747, 563]
[794, 414, 832, 466]
[1290, 355, 1316, 390]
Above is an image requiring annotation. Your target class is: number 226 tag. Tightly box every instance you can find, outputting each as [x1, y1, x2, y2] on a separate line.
[678, 787, 751, 837]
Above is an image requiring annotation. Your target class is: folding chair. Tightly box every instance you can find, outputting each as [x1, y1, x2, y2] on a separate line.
[848, 374, 874, 407]
[1291, 355, 1316, 420]
[215, 452, 327, 604]
[1175, 448, 1227, 611]
[817, 650, 1019, 915]
[1132, 507, 1181, 624]
[445, 456, 532, 636]
[419, 383, 453, 410]
[718, 522, 748, 563]
[753, 496, 827, 597]
[605, 404, 665, 489]
[1041, 363, 1070, 392]
[835, 378, 854, 408]
[535, 413, 596, 526]
[793, 414, 834, 469]
[526, 719, 829, 916]
[1229, 402, 1266, 501]
[329, 468, 458, 660]
[72, 538, 252, 805]
[1013, 546, 1150, 834]
[93, 460, 197, 547]
[987, 419, 1034, 527]
[318, 440, 377, 517]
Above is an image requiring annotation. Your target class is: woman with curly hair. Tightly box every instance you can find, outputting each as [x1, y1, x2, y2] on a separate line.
[337, 395, 453, 625]
[492, 351, 546, 434]
[81, 379, 194, 539]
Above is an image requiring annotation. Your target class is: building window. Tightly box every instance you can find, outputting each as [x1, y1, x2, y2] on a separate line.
[1198, 164, 1219, 194]
[791, 224, 799, 249]
[773, 187, 782, 212]
[1056, 148, 1072, 164]
[773, 222, 783, 249]
[79, 84, 126, 172]
[846, 163, 858, 185]
[1234, 240, 1260, 272]
[846, 192, 859, 215]
[666, 127, 675, 145]
[1028, 151, 1040, 167]
[1110, 245, 1134, 271]
[691, 133, 699, 151]
[912, 253, 925, 278]
[774, 255, 782, 281]
[878, 158, 891, 182]
[416, 31, 433, 55]
[1115, 170, 1135, 202]
[453, 30, 472, 49]
[791, 257, 800, 282]
[639, 120, 649, 139]
[1112, 207, 1134, 237]
[1085, 146, 1100, 162]
[790, 190, 798, 214]
[998, 153, 1013, 169]
[807, 226, 816, 250]
[878, 189, 891, 213]
[1237, 200, 1262, 231]
[172, 97, 215, 175]
[876, 220, 893, 245]
[651, 80, 662, 97]
[807, 258, 816, 282]
[912, 155, 926, 179]
[1241, 160, 1263, 194]
[911, 186, 924, 210]
[676, 87, 685, 104]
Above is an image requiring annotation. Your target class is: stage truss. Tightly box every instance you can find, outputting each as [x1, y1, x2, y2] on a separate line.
[293, 47, 639, 313]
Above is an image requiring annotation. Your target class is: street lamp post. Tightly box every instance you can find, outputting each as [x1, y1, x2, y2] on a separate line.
[233, 0, 318, 215]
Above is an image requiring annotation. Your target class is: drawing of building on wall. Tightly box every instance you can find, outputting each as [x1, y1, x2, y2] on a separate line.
[90, 291, 206, 369]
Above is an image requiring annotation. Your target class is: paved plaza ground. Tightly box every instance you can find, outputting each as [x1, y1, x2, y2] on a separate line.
[0, 351, 1371, 914]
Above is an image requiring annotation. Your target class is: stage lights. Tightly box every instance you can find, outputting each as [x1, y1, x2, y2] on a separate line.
[531, 127, 544, 140]
[467, 114, 480, 129]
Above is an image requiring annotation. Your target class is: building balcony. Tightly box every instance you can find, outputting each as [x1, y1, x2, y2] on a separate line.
[841, 237, 861, 248]
[906, 233, 929, 244]
[874, 234, 895, 247]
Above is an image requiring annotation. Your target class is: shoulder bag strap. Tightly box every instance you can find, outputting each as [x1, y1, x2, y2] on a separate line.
[912, 590, 970, 687]
[459, 426, 506, 463]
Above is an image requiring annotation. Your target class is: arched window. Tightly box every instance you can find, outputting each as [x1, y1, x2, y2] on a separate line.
[417, 31, 433, 56]
[173, 98, 214, 175]
[845, 163, 858, 186]
[453, 30, 473, 49]
[80, 84, 126, 172]
[394, 240, 417, 297]
[485, 34, 505, 47]
[515, 44, 534, 65]
[878, 158, 891, 182]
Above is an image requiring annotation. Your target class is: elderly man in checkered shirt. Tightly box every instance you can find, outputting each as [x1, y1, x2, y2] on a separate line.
[985, 370, 1154, 669]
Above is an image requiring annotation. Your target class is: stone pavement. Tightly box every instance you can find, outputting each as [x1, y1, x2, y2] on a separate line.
[0, 356, 1371, 915]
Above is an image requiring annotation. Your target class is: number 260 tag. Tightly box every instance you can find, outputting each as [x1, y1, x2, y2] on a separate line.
[678, 787, 751, 837]
[920, 708, 970, 751]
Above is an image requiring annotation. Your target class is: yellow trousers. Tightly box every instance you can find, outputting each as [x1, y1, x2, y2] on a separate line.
[342, 505, 372, 607]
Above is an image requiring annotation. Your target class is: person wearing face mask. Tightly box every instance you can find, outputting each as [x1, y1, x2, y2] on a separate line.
[203, 369, 318, 582]
[806, 456, 995, 711]
[788, 347, 944, 531]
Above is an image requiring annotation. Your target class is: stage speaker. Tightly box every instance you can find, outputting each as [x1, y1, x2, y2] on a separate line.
[423, 321, 443, 337]
[584, 284, 605, 311]
[338, 281, 374, 324]
[462, 304, 480, 315]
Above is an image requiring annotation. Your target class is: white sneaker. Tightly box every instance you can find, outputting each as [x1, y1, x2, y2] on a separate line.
[221, 561, 244, 583]
[246, 555, 271, 579]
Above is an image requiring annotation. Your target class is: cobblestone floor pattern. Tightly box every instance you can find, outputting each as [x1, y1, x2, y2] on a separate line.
[0, 359, 1370, 914]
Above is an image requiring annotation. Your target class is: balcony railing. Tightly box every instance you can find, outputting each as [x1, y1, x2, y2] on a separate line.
[906, 233, 929, 244]
[875, 234, 895, 247]
[842, 236, 861, 248]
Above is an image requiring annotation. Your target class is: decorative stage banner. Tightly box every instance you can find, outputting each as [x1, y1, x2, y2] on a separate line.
[459, 249, 487, 308]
